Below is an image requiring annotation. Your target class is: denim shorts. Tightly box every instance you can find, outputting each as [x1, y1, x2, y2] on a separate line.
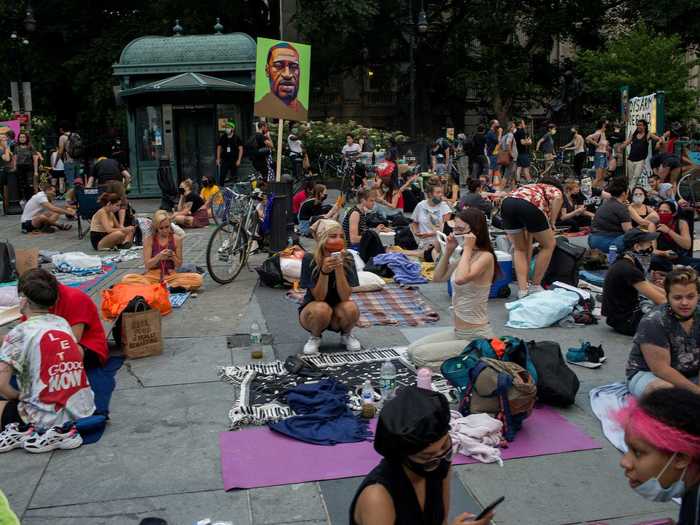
[488, 155, 498, 171]
[594, 152, 608, 169]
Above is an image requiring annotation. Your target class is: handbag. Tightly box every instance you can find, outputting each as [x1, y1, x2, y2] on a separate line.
[497, 149, 512, 166]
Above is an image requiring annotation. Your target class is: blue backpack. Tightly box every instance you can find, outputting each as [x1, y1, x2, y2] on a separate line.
[440, 336, 538, 400]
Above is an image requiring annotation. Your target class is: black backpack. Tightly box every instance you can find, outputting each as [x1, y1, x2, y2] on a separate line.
[0, 241, 17, 283]
[542, 237, 586, 287]
[112, 295, 150, 349]
[255, 254, 288, 288]
[526, 340, 579, 407]
[66, 132, 84, 159]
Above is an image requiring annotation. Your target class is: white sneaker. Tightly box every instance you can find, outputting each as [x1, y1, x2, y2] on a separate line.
[0, 423, 34, 453]
[303, 336, 321, 355]
[23, 425, 83, 454]
[529, 284, 545, 294]
[341, 332, 362, 351]
[517, 289, 529, 300]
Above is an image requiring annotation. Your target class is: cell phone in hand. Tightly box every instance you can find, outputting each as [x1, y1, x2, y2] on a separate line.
[475, 496, 504, 521]
[331, 252, 342, 259]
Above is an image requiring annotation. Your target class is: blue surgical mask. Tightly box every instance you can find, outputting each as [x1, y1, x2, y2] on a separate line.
[633, 453, 688, 502]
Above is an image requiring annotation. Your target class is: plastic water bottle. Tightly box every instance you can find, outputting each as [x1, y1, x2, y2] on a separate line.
[250, 321, 262, 359]
[607, 244, 618, 266]
[417, 368, 432, 390]
[379, 360, 397, 401]
[361, 380, 375, 406]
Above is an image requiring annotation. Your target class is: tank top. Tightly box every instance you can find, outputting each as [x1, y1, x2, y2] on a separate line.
[343, 206, 367, 244]
[628, 133, 649, 162]
[349, 459, 445, 525]
[450, 252, 492, 325]
[152, 233, 176, 278]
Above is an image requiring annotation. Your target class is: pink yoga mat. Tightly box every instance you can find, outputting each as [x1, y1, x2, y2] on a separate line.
[219, 406, 601, 490]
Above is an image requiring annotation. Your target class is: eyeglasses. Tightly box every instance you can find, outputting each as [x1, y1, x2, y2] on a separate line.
[411, 436, 454, 471]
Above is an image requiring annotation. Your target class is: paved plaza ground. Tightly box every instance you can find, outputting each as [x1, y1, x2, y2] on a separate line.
[0, 197, 682, 525]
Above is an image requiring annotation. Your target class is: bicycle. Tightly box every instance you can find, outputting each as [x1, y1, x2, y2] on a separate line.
[677, 167, 700, 205]
[530, 151, 575, 182]
[206, 189, 265, 284]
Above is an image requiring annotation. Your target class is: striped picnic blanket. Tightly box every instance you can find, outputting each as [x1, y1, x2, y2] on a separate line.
[287, 285, 440, 327]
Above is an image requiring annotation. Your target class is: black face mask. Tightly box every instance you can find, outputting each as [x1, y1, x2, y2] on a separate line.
[178, 187, 185, 195]
[633, 247, 653, 256]
[202, 180, 210, 187]
[404, 457, 451, 481]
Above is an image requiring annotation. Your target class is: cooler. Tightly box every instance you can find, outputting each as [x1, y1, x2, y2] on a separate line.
[447, 250, 512, 299]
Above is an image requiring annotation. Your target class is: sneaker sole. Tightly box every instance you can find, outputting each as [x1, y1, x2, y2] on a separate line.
[24, 436, 83, 453]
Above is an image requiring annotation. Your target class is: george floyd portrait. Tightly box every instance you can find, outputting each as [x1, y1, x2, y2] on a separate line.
[254, 38, 311, 122]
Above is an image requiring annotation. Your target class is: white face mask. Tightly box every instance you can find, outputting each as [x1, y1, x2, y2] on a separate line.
[633, 453, 688, 502]
[632, 195, 645, 205]
[453, 234, 466, 247]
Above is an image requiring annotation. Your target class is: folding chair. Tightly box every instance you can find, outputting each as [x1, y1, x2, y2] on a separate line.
[75, 187, 103, 239]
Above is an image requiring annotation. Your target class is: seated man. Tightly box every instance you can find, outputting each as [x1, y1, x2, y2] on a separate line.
[0, 269, 95, 450]
[588, 177, 632, 253]
[626, 267, 700, 399]
[411, 183, 452, 262]
[20, 183, 74, 233]
[602, 228, 666, 336]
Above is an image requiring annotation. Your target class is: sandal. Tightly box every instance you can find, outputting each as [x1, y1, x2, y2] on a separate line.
[56, 223, 72, 231]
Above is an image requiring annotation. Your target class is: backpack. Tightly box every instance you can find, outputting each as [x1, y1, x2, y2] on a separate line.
[542, 236, 586, 287]
[463, 358, 537, 441]
[255, 253, 288, 288]
[395, 225, 418, 250]
[112, 295, 150, 349]
[0, 241, 17, 283]
[441, 336, 538, 397]
[66, 132, 84, 159]
[402, 185, 423, 214]
[526, 340, 579, 407]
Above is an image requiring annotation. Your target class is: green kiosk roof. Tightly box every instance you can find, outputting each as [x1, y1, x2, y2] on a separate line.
[119, 72, 252, 97]
[114, 32, 256, 76]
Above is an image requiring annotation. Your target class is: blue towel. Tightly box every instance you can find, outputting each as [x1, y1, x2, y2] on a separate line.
[269, 379, 373, 445]
[372, 253, 428, 285]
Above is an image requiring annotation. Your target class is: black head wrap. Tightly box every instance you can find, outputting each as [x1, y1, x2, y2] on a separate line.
[374, 386, 451, 461]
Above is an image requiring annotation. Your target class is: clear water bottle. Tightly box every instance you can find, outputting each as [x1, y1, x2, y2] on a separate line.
[417, 367, 432, 390]
[361, 380, 375, 406]
[379, 360, 397, 401]
[607, 244, 618, 266]
[250, 321, 262, 359]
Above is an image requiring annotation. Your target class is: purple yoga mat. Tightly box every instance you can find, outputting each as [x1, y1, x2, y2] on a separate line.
[219, 406, 601, 490]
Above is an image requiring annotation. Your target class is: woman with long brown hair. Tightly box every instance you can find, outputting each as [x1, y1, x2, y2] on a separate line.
[299, 221, 360, 355]
[89, 192, 135, 250]
[408, 208, 498, 371]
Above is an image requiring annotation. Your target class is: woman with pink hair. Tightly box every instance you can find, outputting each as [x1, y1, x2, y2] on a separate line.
[616, 388, 700, 523]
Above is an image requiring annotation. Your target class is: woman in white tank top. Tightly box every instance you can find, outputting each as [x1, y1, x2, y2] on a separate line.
[408, 208, 497, 371]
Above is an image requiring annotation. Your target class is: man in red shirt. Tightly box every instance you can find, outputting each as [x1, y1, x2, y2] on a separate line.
[292, 179, 315, 220]
[21, 269, 108, 368]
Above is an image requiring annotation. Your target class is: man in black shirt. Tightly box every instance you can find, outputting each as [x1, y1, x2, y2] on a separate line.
[470, 124, 487, 178]
[216, 121, 244, 186]
[514, 119, 532, 182]
[602, 228, 666, 335]
[88, 157, 123, 188]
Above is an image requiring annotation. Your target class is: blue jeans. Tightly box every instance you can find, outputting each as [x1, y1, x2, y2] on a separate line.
[588, 232, 624, 254]
[64, 161, 80, 186]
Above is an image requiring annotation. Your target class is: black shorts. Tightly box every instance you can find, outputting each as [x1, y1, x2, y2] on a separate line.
[501, 197, 549, 234]
[50, 169, 65, 179]
[1, 399, 23, 431]
[21, 220, 37, 233]
[90, 230, 108, 250]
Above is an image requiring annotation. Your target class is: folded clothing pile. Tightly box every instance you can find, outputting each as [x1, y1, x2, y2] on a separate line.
[449, 411, 503, 464]
[52, 252, 103, 275]
[372, 253, 428, 285]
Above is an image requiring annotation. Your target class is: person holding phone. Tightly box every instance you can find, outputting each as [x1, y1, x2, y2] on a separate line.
[298, 221, 360, 355]
[651, 200, 700, 273]
[121, 210, 202, 291]
[350, 386, 496, 525]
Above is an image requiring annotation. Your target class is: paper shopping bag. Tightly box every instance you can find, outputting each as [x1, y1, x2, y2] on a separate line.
[121, 308, 163, 359]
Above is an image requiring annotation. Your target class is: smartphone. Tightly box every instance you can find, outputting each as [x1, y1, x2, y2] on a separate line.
[331, 251, 342, 259]
[475, 496, 505, 521]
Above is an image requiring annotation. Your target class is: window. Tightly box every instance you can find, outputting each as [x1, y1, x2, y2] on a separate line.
[135, 106, 163, 161]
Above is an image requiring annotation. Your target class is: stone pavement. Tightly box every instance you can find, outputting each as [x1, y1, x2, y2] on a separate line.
[0, 199, 680, 525]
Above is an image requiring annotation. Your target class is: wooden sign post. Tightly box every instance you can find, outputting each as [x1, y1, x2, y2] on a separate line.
[276, 118, 284, 182]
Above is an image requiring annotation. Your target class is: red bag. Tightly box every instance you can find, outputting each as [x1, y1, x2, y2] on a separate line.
[101, 282, 172, 320]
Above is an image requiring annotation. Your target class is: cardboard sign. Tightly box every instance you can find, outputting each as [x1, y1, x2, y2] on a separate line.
[121, 308, 163, 359]
[254, 37, 311, 122]
[14, 248, 38, 277]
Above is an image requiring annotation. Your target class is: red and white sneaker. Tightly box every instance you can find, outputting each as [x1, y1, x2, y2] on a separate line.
[23, 425, 83, 453]
[0, 423, 34, 453]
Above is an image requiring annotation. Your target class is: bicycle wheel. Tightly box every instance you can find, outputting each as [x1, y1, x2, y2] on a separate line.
[678, 168, 700, 204]
[206, 221, 249, 284]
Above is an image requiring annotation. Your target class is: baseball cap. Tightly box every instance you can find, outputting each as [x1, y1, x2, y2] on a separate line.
[623, 227, 658, 249]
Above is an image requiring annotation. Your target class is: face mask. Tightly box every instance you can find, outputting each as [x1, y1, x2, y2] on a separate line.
[431, 196, 442, 206]
[658, 211, 674, 225]
[632, 195, 645, 205]
[178, 187, 185, 195]
[550, 129, 557, 135]
[633, 453, 688, 502]
[404, 457, 451, 481]
[453, 234, 466, 247]
[202, 180, 210, 187]
[633, 247, 653, 256]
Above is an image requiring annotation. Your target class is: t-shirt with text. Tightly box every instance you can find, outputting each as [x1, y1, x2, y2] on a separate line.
[0, 314, 95, 429]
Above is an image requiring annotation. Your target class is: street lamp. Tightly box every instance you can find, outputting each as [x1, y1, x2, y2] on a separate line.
[24, 4, 36, 33]
[417, 5, 428, 34]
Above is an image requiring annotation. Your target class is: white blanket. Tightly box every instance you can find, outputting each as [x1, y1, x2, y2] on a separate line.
[449, 411, 503, 464]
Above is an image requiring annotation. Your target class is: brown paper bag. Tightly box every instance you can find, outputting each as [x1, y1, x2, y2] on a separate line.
[121, 308, 163, 359]
[14, 249, 38, 277]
